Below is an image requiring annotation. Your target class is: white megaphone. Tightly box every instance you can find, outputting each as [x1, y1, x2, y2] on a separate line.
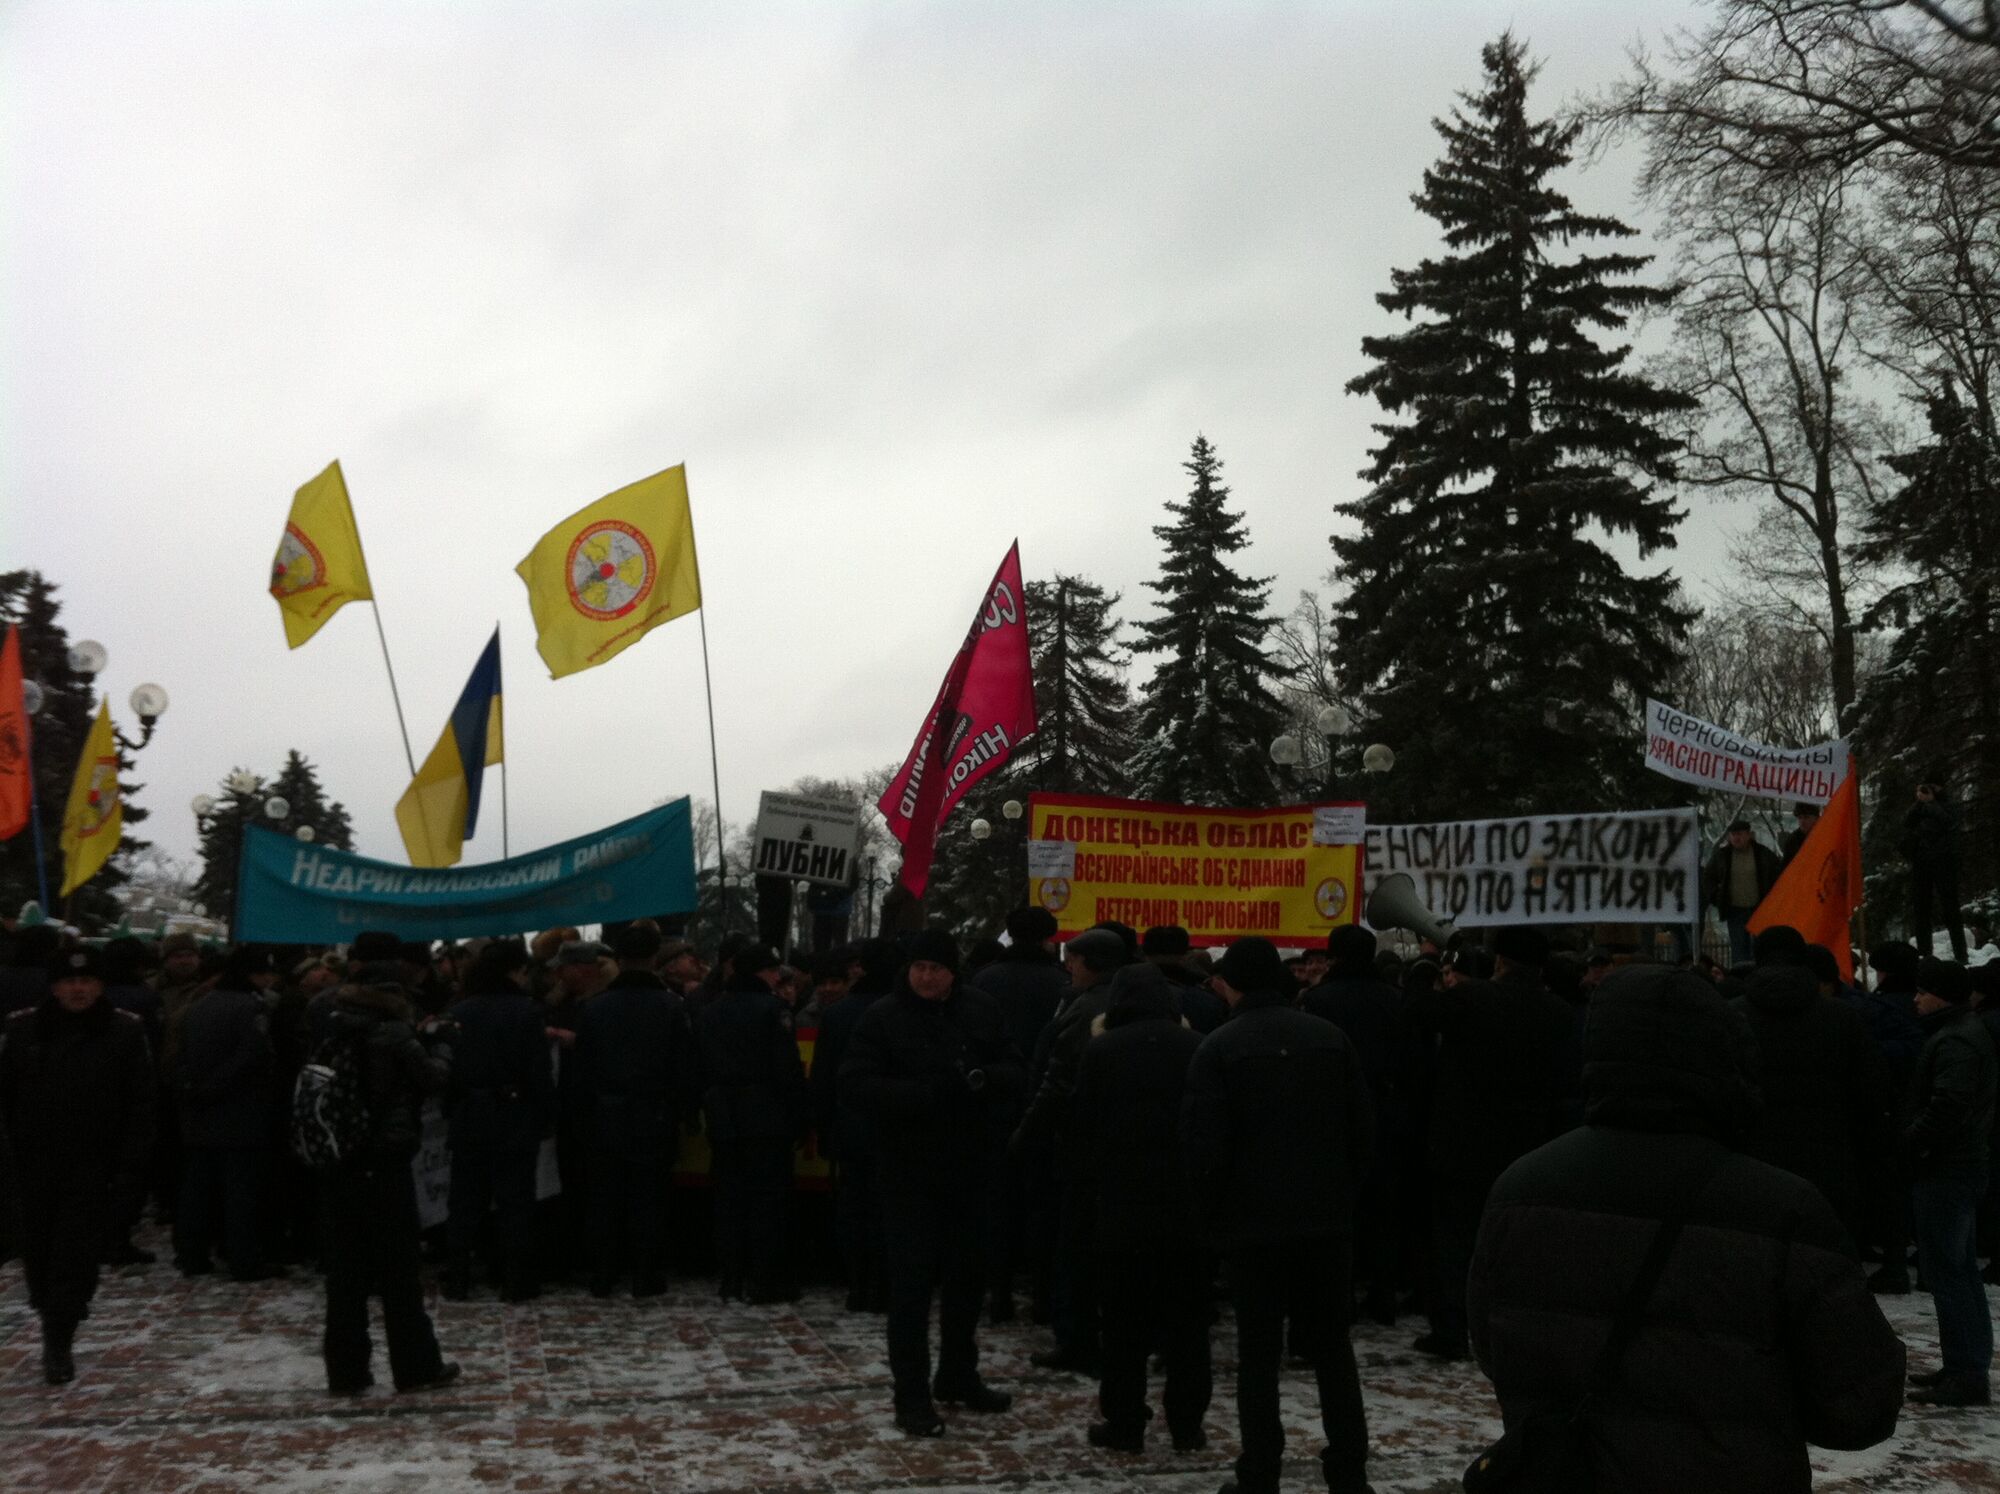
[1364, 871, 1458, 949]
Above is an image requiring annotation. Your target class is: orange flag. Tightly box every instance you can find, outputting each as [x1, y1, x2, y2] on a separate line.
[1748, 769, 1864, 981]
[0, 625, 30, 841]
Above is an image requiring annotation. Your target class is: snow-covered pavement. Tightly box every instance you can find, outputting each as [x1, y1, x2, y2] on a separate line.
[2, 1240, 1995, 1493]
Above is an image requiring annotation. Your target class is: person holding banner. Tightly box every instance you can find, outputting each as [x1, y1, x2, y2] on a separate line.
[840, 929, 1022, 1437]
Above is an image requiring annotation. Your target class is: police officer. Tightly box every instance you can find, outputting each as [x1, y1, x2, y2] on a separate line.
[0, 946, 154, 1385]
[442, 941, 554, 1302]
[697, 942, 807, 1303]
[574, 922, 697, 1298]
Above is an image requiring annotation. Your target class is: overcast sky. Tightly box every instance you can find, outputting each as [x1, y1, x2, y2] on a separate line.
[3, 0, 1720, 872]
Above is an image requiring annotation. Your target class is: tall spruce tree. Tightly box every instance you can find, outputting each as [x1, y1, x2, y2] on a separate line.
[1129, 436, 1287, 808]
[1024, 575, 1134, 795]
[195, 752, 354, 927]
[1333, 35, 1696, 821]
[1855, 380, 2000, 906]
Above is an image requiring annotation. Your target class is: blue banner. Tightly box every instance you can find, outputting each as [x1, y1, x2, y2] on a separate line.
[235, 799, 697, 943]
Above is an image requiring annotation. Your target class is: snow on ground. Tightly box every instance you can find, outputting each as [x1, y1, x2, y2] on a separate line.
[2, 1233, 1996, 1493]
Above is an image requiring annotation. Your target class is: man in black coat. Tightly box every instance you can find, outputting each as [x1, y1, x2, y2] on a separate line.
[1905, 783, 1968, 962]
[1140, 924, 1228, 1034]
[1184, 937, 1374, 1494]
[1069, 961, 1209, 1455]
[1904, 958, 1996, 1406]
[442, 940, 554, 1302]
[1301, 923, 1414, 1324]
[841, 927, 1022, 1437]
[574, 922, 697, 1297]
[319, 974, 458, 1396]
[1729, 925, 1882, 1244]
[810, 936, 897, 1310]
[1469, 965, 1905, 1492]
[173, 945, 280, 1282]
[1706, 819, 1782, 968]
[0, 946, 154, 1384]
[696, 942, 807, 1303]
[1411, 926, 1575, 1361]
[99, 936, 162, 1266]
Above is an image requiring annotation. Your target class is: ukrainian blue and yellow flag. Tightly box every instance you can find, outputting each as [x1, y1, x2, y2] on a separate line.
[395, 629, 504, 867]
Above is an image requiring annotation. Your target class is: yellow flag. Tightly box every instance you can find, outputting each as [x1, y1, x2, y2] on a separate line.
[59, 702, 121, 897]
[515, 465, 702, 678]
[270, 460, 374, 649]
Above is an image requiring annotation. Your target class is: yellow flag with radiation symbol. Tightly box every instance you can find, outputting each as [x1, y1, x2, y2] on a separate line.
[270, 460, 375, 649]
[59, 702, 122, 897]
[515, 465, 702, 678]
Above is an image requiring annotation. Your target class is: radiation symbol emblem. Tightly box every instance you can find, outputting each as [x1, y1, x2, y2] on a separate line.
[270, 523, 326, 599]
[77, 755, 117, 839]
[1037, 877, 1072, 913]
[1315, 877, 1348, 921]
[566, 521, 657, 620]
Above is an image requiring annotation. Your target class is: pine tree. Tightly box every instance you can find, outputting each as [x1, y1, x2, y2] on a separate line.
[1855, 379, 2000, 907]
[1332, 35, 1696, 821]
[194, 752, 355, 927]
[1128, 436, 1288, 808]
[1024, 576, 1134, 795]
[0, 571, 150, 924]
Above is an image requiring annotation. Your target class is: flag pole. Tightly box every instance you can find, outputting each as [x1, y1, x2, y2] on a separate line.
[497, 621, 511, 860]
[26, 750, 50, 912]
[369, 602, 420, 779]
[683, 477, 727, 878]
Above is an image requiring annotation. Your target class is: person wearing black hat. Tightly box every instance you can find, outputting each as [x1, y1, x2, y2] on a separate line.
[1780, 801, 1821, 868]
[0, 947, 154, 1383]
[1409, 924, 1575, 1363]
[695, 940, 807, 1303]
[1859, 940, 1928, 1294]
[1013, 924, 1128, 1376]
[1904, 783, 1969, 963]
[441, 940, 553, 1303]
[811, 935, 900, 1312]
[1186, 936, 1375, 1494]
[173, 944, 281, 1282]
[1727, 925, 1882, 1252]
[1469, 965, 1904, 1489]
[1140, 924, 1228, 1035]
[1705, 820, 1782, 968]
[1301, 923, 1417, 1326]
[98, 937, 163, 1266]
[841, 926, 1023, 1436]
[573, 921, 699, 1298]
[1903, 958, 1996, 1406]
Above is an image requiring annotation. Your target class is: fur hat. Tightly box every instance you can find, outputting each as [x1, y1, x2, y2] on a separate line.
[905, 927, 960, 974]
[1213, 937, 1287, 995]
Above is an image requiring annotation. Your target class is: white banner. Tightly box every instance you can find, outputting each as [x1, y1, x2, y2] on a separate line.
[751, 790, 862, 887]
[1364, 808, 1701, 928]
[1643, 699, 1847, 804]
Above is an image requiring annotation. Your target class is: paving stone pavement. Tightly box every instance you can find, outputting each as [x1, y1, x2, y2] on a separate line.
[1, 1235, 1996, 1493]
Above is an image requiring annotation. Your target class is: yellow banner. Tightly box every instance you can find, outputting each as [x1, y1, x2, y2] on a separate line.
[270, 460, 374, 649]
[1027, 792, 1364, 947]
[59, 702, 122, 897]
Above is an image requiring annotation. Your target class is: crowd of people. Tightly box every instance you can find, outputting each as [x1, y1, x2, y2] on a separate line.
[0, 899, 1995, 1493]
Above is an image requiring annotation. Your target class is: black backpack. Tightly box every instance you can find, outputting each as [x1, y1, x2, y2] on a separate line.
[290, 1029, 372, 1168]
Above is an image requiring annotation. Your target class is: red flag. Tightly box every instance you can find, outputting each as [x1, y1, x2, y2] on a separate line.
[1748, 768, 1864, 981]
[878, 542, 1037, 896]
[0, 626, 31, 841]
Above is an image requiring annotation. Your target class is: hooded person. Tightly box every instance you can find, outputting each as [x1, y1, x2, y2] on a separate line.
[0, 945, 155, 1384]
[1469, 965, 1906, 1490]
[839, 926, 1023, 1436]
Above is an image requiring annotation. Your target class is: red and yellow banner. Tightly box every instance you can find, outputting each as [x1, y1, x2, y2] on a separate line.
[1027, 792, 1365, 948]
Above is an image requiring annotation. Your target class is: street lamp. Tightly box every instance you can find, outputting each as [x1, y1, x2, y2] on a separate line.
[1001, 800, 1024, 822]
[1362, 744, 1396, 774]
[190, 793, 216, 819]
[969, 818, 993, 841]
[68, 640, 170, 750]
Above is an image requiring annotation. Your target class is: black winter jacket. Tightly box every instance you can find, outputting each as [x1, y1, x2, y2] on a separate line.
[1469, 966, 1903, 1494]
[0, 997, 154, 1188]
[1904, 1003, 1996, 1180]
[573, 970, 697, 1153]
[446, 988, 555, 1147]
[969, 950, 1069, 1068]
[325, 985, 449, 1165]
[808, 985, 884, 1160]
[1069, 979, 1204, 1251]
[1301, 962, 1416, 1153]
[176, 986, 276, 1150]
[840, 981, 1023, 1192]
[1704, 840, 1782, 916]
[1180, 988, 1372, 1251]
[1415, 971, 1575, 1185]
[1730, 962, 1882, 1231]
[1012, 976, 1114, 1165]
[696, 979, 807, 1143]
